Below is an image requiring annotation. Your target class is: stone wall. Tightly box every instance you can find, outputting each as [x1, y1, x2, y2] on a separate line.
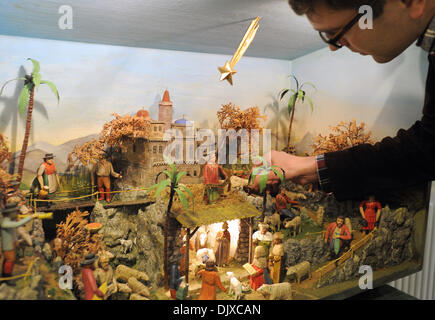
[91, 200, 166, 287]
[317, 206, 417, 288]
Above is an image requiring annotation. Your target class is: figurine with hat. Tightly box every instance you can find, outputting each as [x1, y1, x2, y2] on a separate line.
[81, 253, 104, 300]
[35, 153, 61, 199]
[252, 222, 273, 256]
[91, 151, 122, 203]
[0, 202, 38, 281]
[214, 221, 231, 267]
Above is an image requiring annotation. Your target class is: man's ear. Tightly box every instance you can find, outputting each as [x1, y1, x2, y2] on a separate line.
[400, 0, 426, 19]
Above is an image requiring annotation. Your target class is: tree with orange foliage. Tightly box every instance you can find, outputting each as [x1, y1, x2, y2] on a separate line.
[100, 113, 151, 151]
[0, 134, 15, 197]
[68, 139, 106, 169]
[68, 113, 151, 168]
[312, 120, 375, 155]
[217, 103, 266, 162]
[217, 103, 266, 132]
[55, 208, 103, 274]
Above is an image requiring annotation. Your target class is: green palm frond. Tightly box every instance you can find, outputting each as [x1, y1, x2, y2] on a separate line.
[305, 96, 314, 113]
[0, 78, 26, 96]
[18, 83, 31, 115]
[40, 80, 59, 103]
[270, 166, 284, 184]
[259, 172, 268, 194]
[300, 82, 317, 91]
[179, 184, 194, 206]
[163, 170, 173, 180]
[33, 73, 41, 90]
[154, 179, 171, 199]
[278, 88, 290, 101]
[175, 171, 186, 184]
[175, 188, 189, 213]
[28, 58, 40, 74]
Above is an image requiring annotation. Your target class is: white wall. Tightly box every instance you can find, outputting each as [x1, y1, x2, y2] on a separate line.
[289, 44, 429, 144]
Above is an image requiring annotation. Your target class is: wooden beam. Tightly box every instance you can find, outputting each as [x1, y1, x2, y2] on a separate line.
[189, 226, 199, 238]
[248, 217, 253, 263]
[185, 227, 190, 285]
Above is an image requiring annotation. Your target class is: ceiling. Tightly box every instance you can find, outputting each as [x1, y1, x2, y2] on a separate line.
[0, 0, 326, 60]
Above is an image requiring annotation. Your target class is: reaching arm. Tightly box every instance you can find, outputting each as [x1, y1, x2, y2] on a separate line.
[215, 274, 227, 293]
[2, 216, 32, 228]
[359, 202, 366, 220]
[375, 202, 382, 221]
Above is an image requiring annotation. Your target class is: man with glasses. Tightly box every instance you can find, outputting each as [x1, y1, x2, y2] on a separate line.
[252, 0, 434, 201]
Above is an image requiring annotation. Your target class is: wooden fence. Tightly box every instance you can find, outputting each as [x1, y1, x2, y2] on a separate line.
[313, 228, 376, 283]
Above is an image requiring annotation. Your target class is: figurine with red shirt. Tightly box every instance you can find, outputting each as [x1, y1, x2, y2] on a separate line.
[202, 153, 227, 204]
[196, 260, 227, 300]
[36, 153, 61, 199]
[359, 195, 382, 234]
[249, 245, 267, 290]
[80, 253, 104, 300]
[324, 216, 352, 260]
[275, 187, 299, 222]
[214, 221, 231, 267]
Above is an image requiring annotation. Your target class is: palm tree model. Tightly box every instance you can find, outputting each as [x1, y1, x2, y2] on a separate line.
[279, 75, 315, 154]
[0, 58, 59, 182]
[149, 155, 194, 289]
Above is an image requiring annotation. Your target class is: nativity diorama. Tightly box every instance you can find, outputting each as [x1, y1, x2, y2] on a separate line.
[0, 56, 429, 301]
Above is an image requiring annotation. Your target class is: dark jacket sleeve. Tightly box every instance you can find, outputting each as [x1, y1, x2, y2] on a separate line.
[324, 54, 435, 201]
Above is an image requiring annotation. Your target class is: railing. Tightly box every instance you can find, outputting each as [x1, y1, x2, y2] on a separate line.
[0, 257, 39, 284]
[314, 228, 376, 283]
[28, 186, 151, 213]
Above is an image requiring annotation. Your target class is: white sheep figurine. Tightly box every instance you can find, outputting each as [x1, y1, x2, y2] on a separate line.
[284, 216, 302, 237]
[286, 261, 311, 284]
[264, 213, 281, 232]
[230, 176, 249, 191]
[226, 271, 243, 300]
[257, 283, 292, 300]
[120, 239, 135, 254]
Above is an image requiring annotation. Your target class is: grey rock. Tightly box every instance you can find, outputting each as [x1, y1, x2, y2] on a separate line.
[42, 243, 53, 262]
[15, 287, 38, 300]
[0, 283, 16, 300]
[91, 197, 166, 287]
[53, 256, 63, 271]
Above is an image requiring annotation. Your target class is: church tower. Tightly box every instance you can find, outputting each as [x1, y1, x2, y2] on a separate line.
[158, 90, 173, 131]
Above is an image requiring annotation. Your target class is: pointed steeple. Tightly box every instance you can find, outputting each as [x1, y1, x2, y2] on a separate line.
[162, 90, 171, 103]
[159, 89, 173, 131]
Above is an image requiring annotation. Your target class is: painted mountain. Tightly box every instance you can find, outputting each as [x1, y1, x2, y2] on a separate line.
[9, 133, 99, 185]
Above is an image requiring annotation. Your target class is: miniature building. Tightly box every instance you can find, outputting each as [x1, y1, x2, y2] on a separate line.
[119, 90, 203, 188]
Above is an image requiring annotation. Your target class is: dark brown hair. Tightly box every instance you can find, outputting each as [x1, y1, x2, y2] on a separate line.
[288, 0, 386, 18]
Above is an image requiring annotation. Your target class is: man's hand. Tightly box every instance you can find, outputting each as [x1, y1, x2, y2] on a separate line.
[249, 151, 318, 191]
[31, 213, 39, 219]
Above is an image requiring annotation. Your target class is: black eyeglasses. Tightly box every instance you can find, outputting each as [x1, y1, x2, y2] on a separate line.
[318, 11, 367, 49]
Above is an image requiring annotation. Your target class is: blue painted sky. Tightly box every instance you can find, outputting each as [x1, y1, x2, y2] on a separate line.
[0, 35, 290, 148]
[0, 33, 429, 153]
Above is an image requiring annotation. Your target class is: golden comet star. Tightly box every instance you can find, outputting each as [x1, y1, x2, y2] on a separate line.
[218, 16, 261, 86]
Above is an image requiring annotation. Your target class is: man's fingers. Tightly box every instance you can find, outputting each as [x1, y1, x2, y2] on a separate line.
[250, 171, 281, 191]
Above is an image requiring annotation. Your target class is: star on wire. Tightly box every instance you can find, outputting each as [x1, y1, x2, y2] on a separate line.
[218, 16, 261, 86]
